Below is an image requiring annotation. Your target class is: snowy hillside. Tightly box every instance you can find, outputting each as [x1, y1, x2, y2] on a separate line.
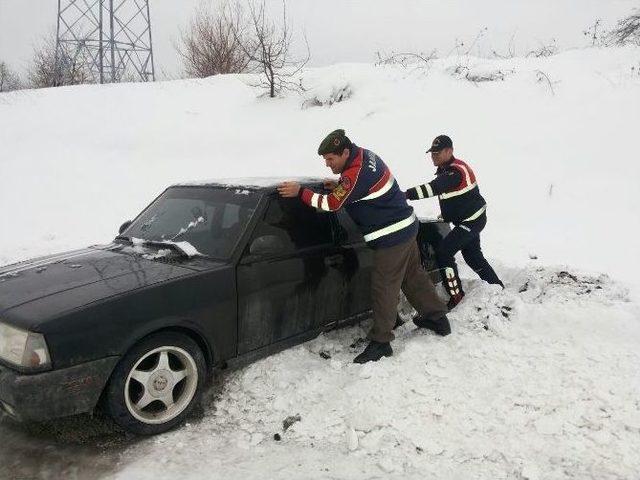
[1, 46, 639, 479]
[1, 46, 639, 293]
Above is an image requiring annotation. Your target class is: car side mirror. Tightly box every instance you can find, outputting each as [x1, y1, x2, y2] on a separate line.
[249, 235, 285, 256]
[119, 220, 132, 235]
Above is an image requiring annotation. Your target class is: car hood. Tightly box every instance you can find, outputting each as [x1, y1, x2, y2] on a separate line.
[0, 245, 214, 323]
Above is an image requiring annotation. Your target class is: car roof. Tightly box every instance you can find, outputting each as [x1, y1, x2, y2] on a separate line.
[171, 177, 326, 193]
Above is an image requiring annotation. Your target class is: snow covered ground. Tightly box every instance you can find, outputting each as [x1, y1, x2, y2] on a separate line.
[111, 266, 640, 480]
[1, 45, 639, 479]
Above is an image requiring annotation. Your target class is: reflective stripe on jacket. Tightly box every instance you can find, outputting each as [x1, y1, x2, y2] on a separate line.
[405, 157, 487, 224]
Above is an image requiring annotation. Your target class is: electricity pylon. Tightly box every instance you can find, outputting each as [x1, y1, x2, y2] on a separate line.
[55, 0, 155, 84]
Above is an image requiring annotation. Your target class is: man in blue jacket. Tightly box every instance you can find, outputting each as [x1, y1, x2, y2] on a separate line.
[405, 135, 503, 310]
[278, 129, 449, 363]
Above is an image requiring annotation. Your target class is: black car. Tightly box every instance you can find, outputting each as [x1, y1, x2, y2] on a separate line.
[0, 178, 450, 435]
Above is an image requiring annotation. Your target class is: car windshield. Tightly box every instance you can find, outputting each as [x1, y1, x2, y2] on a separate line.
[120, 186, 260, 259]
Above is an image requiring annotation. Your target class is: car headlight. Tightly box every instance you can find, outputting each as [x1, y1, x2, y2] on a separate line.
[0, 322, 51, 371]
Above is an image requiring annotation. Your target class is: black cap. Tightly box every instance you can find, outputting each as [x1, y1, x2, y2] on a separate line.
[426, 135, 453, 153]
[318, 129, 351, 155]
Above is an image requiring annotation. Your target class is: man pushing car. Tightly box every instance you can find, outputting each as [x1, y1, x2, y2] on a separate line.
[278, 129, 450, 364]
[404, 135, 503, 310]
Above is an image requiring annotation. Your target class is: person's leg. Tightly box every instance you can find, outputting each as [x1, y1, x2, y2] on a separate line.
[401, 241, 451, 334]
[460, 234, 503, 286]
[460, 213, 503, 287]
[401, 241, 448, 320]
[353, 242, 410, 363]
[435, 226, 475, 307]
[368, 241, 410, 343]
[354, 240, 410, 363]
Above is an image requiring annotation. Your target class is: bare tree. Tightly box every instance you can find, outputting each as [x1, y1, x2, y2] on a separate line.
[583, 19, 606, 46]
[28, 33, 92, 89]
[607, 10, 640, 46]
[235, 0, 309, 98]
[0, 61, 22, 92]
[177, 4, 252, 77]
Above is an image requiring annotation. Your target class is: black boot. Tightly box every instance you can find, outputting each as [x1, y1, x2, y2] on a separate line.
[353, 340, 393, 364]
[447, 292, 465, 311]
[413, 314, 452, 336]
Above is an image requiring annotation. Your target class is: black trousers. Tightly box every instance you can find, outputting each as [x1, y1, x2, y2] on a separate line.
[435, 212, 503, 297]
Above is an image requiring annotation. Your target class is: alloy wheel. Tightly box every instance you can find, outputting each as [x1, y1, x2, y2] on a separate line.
[124, 346, 198, 425]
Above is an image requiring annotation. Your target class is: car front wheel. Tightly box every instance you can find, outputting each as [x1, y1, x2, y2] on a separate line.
[104, 331, 206, 435]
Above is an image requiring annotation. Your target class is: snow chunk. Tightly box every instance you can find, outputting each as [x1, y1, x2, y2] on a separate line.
[521, 463, 541, 480]
[299, 65, 363, 108]
[172, 241, 201, 257]
[302, 84, 352, 108]
[345, 427, 358, 451]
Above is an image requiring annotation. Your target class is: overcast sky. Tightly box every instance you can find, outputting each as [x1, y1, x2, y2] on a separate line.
[0, 0, 636, 79]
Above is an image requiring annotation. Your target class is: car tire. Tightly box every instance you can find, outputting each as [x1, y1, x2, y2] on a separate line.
[104, 331, 207, 435]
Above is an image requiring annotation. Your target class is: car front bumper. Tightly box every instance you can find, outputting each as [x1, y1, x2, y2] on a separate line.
[0, 356, 119, 421]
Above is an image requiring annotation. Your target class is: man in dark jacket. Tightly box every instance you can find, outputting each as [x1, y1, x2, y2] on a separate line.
[405, 135, 503, 310]
[278, 129, 449, 364]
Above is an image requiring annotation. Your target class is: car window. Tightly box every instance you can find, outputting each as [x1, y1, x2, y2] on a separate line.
[138, 199, 211, 237]
[222, 204, 240, 228]
[250, 196, 334, 254]
[124, 187, 259, 259]
[335, 209, 365, 244]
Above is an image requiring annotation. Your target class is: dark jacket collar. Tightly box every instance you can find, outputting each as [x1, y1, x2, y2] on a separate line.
[343, 143, 360, 171]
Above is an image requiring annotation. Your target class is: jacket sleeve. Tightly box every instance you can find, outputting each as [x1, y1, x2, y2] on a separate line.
[299, 164, 364, 212]
[405, 170, 462, 200]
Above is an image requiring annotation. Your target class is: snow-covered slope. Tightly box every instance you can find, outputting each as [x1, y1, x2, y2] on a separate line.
[1, 46, 639, 292]
[1, 46, 639, 479]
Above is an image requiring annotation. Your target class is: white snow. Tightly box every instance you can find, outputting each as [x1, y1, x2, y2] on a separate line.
[107, 266, 640, 480]
[174, 177, 325, 189]
[1, 45, 640, 479]
[129, 237, 202, 258]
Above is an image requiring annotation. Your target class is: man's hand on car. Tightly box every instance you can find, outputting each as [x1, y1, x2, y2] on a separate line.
[277, 181, 301, 197]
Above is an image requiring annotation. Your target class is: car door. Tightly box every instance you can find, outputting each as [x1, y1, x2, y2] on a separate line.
[236, 195, 345, 355]
[333, 209, 374, 319]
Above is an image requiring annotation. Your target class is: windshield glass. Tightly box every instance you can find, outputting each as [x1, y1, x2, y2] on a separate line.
[122, 186, 260, 259]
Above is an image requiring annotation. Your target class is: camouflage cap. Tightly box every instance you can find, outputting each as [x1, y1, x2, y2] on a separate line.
[317, 128, 351, 155]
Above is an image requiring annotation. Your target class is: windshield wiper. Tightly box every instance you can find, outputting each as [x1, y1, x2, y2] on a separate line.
[115, 235, 131, 242]
[134, 239, 201, 259]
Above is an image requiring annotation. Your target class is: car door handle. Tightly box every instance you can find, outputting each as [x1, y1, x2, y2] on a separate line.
[324, 254, 343, 267]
